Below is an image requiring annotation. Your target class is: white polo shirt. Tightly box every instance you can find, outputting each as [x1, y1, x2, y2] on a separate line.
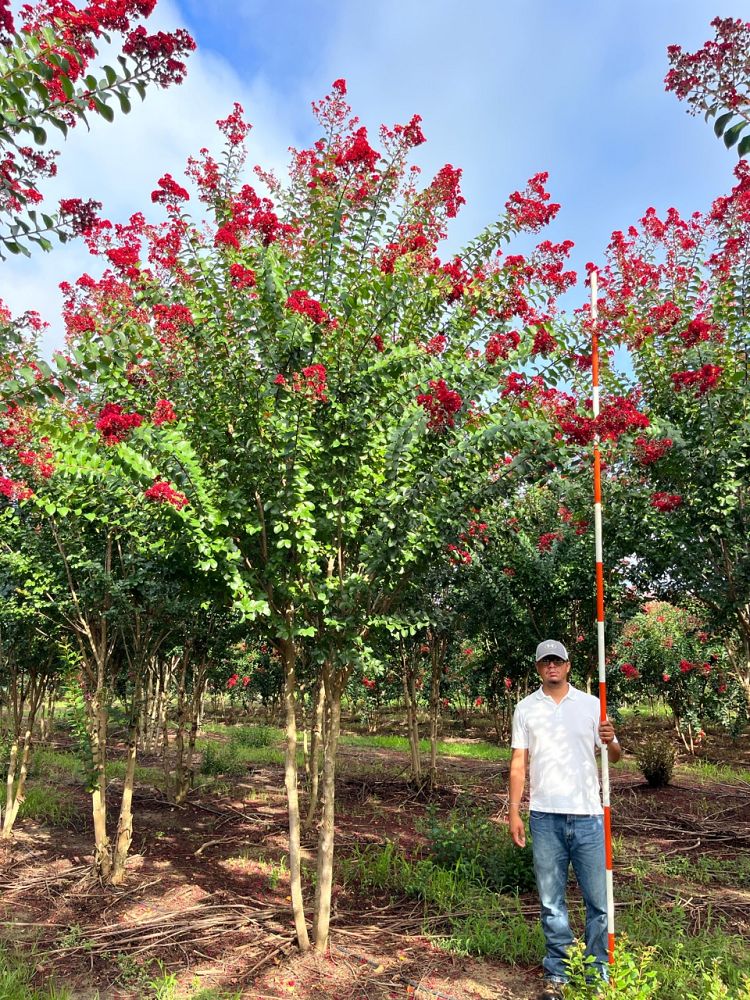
[511, 685, 603, 815]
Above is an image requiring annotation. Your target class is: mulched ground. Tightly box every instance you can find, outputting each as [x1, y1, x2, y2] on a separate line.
[2, 718, 749, 999]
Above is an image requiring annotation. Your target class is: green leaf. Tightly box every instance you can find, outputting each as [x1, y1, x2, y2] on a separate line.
[713, 110, 734, 138]
[723, 121, 746, 149]
[738, 133, 750, 159]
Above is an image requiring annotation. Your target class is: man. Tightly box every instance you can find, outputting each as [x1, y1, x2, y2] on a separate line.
[508, 639, 620, 999]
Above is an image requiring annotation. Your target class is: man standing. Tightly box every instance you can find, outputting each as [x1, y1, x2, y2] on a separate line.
[508, 639, 620, 999]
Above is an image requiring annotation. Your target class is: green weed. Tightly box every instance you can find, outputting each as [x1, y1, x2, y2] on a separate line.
[0, 784, 75, 827]
[338, 732, 510, 761]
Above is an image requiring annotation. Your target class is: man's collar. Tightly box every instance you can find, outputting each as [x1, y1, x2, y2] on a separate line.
[536, 683, 577, 700]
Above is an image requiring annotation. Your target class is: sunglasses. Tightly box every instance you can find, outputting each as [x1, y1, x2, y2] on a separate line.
[539, 656, 566, 665]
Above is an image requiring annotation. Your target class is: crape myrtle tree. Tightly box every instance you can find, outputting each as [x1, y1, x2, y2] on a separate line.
[0, 0, 194, 256]
[8, 83, 631, 951]
[593, 161, 750, 712]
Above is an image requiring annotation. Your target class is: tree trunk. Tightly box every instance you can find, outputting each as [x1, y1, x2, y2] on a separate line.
[89, 691, 112, 879]
[172, 649, 189, 803]
[304, 673, 326, 831]
[111, 669, 143, 884]
[401, 647, 421, 782]
[428, 641, 442, 789]
[312, 672, 341, 954]
[281, 638, 310, 951]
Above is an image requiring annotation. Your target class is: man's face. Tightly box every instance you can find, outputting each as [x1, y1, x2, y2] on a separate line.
[536, 655, 571, 686]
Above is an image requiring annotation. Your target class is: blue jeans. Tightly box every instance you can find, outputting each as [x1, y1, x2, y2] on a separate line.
[529, 811, 608, 984]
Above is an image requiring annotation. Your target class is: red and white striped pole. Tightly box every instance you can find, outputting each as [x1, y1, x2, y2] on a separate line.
[590, 270, 615, 966]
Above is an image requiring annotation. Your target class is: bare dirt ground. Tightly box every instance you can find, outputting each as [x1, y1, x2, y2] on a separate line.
[2, 719, 749, 999]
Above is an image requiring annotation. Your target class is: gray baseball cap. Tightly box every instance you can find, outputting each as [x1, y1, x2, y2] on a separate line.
[535, 639, 569, 662]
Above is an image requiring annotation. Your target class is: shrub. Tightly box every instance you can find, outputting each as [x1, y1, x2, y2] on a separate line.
[636, 736, 676, 788]
[424, 809, 536, 893]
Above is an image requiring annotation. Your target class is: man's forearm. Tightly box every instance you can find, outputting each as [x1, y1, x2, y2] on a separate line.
[508, 753, 526, 813]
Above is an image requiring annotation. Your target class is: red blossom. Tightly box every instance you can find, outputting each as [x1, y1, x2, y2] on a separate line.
[290, 364, 328, 402]
[620, 663, 640, 680]
[372, 334, 385, 352]
[424, 334, 447, 356]
[151, 173, 190, 204]
[671, 364, 723, 396]
[505, 172, 560, 232]
[227, 673, 239, 689]
[485, 330, 520, 364]
[217, 102, 251, 146]
[58, 197, 101, 235]
[144, 479, 189, 509]
[95, 402, 144, 444]
[537, 531, 562, 552]
[531, 326, 556, 356]
[651, 492, 683, 512]
[152, 399, 177, 425]
[417, 379, 463, 432]
[0, 476, 33, 501]
[229, 263, 257, 289]
[286, 289, 330, 325]
[446, 543, 472, 565]
[634, 437, 673, 465]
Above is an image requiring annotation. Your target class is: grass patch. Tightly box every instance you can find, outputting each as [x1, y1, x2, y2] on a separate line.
[0, 949, 73, 999]
[197, 739, 286, 776]
[341, 841, 544, 964]
[29, 750, 87, 782]
[0, 784, 75, 828]
[339, 732, 510, 761]
[105, 759, 166, 788]
[679, 758, 750, 786]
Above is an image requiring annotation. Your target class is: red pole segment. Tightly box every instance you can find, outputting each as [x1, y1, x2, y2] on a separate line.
[590, 270, 615, 965]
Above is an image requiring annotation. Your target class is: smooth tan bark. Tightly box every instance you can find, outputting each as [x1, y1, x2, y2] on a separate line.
[281, 638, 310, 952]
[303, 674, 326, 831]
[111, 670, 142, 884]
[312, 676, 341, 953]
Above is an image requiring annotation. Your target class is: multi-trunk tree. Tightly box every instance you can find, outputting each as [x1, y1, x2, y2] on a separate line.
[2, 82, 610, 949]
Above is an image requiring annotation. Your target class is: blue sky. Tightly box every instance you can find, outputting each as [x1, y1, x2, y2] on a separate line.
[3, 0, 740, 351]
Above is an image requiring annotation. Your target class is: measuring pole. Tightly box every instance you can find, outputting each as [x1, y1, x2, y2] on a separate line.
[590, 270, 615, 966]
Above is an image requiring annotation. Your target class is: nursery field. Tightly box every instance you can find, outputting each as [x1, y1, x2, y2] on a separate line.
[2, 713, 749, 1000]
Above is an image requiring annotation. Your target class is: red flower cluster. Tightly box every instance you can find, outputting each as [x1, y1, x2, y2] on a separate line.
[485, 330, 520, 364]
[620, 663, 640, 680]
[287, 364, 328, 402]
[152, 399, 177, 425]
[679, 659, 695, 674]
[122, 25, 195, 87]
[58, 197, 101, 235]
[651, 492, 683, 512]
[217, 102, 251, 146]
[633, 437, 673, 465]
[372, 334, 385, 352]
[229, 263, 257, 289]
[447, 543, 472, 565]
[441, 257, 470, 302]
[417, 379, 463, 432]
[362, 677, 376, 690]
[531, 326, 556, 356]
[671, 364, 723, 396]
[545, 393, 650, 447]
[505, 172, 560, 232]
[679, 315, 719, 348]
[151, 173, 189, 204]
[424, 334, 447, 356]
[379, 224, 431, 274]
[665, 17, 750, 113]
[0, 476, 33, 502]
[429, 164, 465, 219]
[286, 289, 330, 325]
[144, 479, 189, 509]
[537, 531, 562, 552]
[95, 402, 144, 444]
[335, 126, 380, 172]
